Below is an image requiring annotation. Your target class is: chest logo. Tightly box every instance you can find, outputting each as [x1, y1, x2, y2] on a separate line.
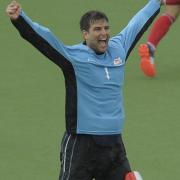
[113, 57, 122, 65]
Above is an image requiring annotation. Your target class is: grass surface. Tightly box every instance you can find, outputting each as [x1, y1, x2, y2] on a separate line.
[0, 0, 180, 179]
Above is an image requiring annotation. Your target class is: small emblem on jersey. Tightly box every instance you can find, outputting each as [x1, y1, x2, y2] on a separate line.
[114, 57, 122, 65]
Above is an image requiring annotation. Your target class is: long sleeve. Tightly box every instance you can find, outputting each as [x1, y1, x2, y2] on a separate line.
[11, 11, 72, 69]
[110, 0, 161, 60]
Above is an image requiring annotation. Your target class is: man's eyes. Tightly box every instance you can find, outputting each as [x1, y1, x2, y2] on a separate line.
[105, 26, 110, 30]
[94, 27, 109, 31]
[94, 27, 101, 31]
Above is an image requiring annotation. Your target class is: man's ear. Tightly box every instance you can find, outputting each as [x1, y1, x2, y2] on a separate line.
[82, 30, 88, 40]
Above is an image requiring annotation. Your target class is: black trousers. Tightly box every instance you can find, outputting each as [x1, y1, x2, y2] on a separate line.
[59, 132, 131, 180]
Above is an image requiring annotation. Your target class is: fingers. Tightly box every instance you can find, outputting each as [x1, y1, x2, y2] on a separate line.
[7, 6, 18, 13]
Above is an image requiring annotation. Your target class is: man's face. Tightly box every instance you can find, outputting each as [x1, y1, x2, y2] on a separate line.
[83, 19, 110, 54]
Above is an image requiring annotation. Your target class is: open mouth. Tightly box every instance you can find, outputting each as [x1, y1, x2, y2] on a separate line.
[98, 40, 107, 46]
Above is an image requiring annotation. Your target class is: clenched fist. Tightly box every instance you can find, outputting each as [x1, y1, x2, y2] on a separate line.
[6, 0, 21, 20]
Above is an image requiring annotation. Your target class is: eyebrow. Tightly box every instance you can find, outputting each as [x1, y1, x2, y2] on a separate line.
[93, 25, 110, 29]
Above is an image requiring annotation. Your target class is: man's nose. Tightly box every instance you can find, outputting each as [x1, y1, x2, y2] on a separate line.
[101, 28, 107, 35]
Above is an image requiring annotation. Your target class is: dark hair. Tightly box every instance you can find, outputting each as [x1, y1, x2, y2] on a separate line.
[80, 10, 109, 31]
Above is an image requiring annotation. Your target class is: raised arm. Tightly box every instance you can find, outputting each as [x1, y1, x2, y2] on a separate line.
[6, 1, 72, 69]
[110, 0, 163, 60]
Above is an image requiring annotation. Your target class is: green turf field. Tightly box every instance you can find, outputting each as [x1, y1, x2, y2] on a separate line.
[1, 0, 180, 179]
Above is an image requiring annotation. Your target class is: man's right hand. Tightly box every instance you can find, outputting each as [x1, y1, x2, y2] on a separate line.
[6, 0, 21, 20]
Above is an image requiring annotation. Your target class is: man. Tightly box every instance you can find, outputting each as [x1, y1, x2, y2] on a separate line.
[6, 0, 162, 179]
[138, 0, 180, 77]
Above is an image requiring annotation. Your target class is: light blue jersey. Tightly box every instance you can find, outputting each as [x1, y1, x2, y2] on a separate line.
[12, 0, 161, 135]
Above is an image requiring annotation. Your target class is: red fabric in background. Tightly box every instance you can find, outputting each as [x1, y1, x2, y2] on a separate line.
[147, 14, 174, 47]
[166, 0, 180, 5]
